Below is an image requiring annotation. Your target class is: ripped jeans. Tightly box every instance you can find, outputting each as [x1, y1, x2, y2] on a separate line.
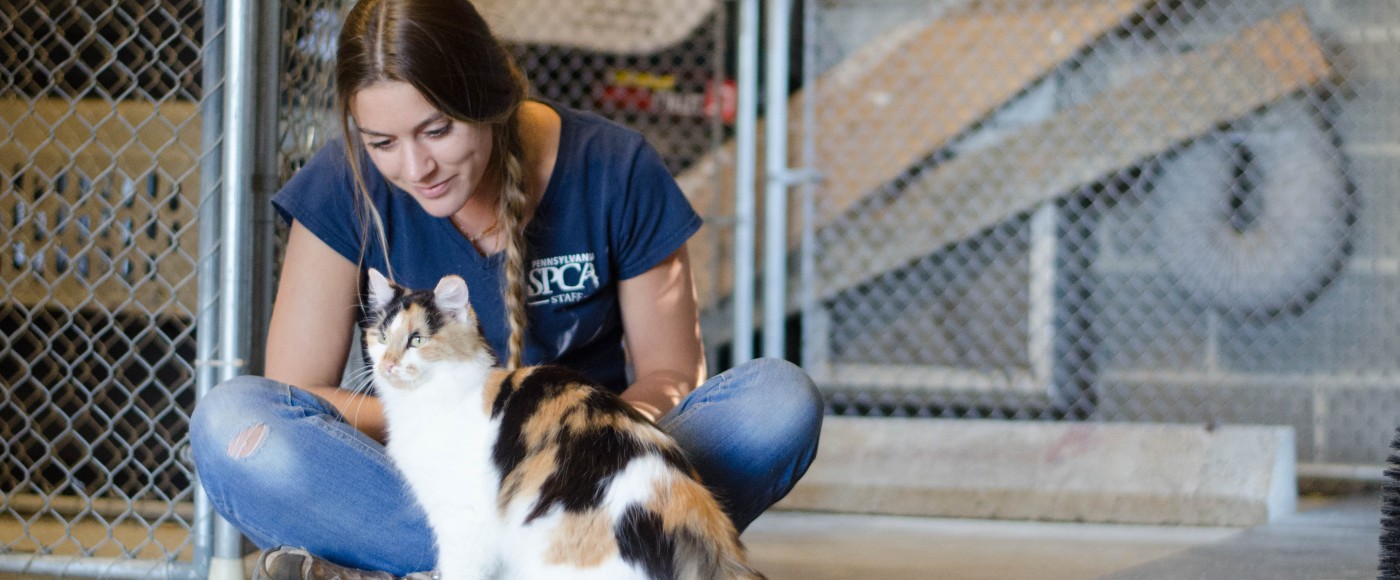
[188, 358, 823, 575]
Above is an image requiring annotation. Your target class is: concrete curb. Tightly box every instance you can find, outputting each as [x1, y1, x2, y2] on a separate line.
[775, 417, 1296, 526]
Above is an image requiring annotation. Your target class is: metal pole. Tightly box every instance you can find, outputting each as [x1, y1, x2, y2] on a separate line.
[732, 0, 760, 365]
[211, 0, 258, 576]
[250, 0, 284, 373]
[798, 0, 817, 369]
[762, 0, 792, 359]
[194, 0, 227, 576]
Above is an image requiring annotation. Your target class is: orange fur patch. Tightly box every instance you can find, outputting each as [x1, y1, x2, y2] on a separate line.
[523, 386, 592, 447]
[543, 508, 618, 568]
[479, 369, 513, 416]
[499, 442, 559, 513]
[648, 477, 744, 558]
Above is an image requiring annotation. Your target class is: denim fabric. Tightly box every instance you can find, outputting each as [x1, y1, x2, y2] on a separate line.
[189, 358, 822, 575]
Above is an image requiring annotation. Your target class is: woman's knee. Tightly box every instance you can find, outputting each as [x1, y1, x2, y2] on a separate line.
[744, 358, 824, 423]
[189, 376, 289, 470]
[724, 358, 825, 448]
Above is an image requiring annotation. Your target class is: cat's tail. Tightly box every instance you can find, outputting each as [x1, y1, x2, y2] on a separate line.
[674, 532, 765, 580]
[711, 550, 767, 580]
[660, 478, 766, 580]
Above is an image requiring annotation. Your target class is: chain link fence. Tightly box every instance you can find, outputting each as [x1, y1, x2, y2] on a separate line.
[8, 0, 1390, 575]
[1, 0, 209, 573]
[785, 0, 1398, 467]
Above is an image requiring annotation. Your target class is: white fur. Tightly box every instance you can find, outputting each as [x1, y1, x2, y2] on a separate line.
[367, 294, 681, 580]
[370, 323, 503, 580]
[496, 456, 675, 580]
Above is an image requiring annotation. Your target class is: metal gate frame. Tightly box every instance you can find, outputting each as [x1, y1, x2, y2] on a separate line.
[0, 0, 278, 575]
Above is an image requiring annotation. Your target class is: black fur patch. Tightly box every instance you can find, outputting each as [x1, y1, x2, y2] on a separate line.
[615, 505, 676, 580]
[659, 444, 699, 479]
[405, 291, 448, 335]
[364, 290, 404, 327]
[363, 286, 453, 340]
[491, 366, 581, 488]
[526, 424, 643, 522]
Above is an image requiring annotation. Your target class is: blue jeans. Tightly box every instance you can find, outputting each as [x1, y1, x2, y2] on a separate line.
[189, 358, 823, 575]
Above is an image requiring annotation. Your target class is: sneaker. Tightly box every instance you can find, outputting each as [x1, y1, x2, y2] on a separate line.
[253, 546, 397, 580]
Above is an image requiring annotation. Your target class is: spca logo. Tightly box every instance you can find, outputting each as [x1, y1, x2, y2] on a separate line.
[527, 252, 599, 306]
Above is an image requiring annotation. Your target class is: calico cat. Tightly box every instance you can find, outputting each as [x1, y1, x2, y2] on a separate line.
[361, 269, 763, 580]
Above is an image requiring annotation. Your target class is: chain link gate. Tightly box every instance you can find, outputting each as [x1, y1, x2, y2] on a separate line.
[1, 0, 215, 575]
[781, 0, 1398, 470]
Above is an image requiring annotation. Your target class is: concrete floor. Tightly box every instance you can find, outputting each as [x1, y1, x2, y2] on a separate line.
[0, 492, 1381, 579]
[745, 492, 1380, 579]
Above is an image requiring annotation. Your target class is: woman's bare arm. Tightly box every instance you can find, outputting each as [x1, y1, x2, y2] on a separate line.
[265, 220, 388, 441]
[617, 246, 706, 422]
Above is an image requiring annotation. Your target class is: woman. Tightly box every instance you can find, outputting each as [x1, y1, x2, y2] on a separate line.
[188, 0, 823, 577]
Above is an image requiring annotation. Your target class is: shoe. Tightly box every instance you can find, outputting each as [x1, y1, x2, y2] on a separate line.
[253, 546, 398, 580]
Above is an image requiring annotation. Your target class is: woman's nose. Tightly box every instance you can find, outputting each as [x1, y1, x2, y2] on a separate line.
[402, 141, 435, 182]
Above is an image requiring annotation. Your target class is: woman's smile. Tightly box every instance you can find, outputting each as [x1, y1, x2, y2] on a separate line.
[415, 176, 456, 200]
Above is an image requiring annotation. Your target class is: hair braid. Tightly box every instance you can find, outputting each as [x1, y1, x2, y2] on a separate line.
[496, 118, 530, 370]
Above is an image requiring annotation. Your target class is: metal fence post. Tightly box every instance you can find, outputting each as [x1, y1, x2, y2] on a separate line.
[731, 0, 760, 365]
[209, 0, 260, 576]
[762, 0, 792, 360]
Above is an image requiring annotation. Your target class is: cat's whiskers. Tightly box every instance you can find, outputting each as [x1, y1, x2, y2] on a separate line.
[342, 366, 379, 424]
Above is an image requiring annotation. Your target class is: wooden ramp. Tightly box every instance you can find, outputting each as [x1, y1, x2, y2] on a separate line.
[679, 0, 1155, 309]
[818, 7, 1331, 299]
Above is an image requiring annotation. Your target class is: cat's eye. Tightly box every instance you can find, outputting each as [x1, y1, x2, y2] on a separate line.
[409, 333, 425, 348]
[375, 332, 387, 344]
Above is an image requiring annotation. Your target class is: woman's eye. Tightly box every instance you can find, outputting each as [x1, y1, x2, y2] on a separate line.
[425, 124, 450, 138]
[367, 139, 393, 150]
[409, 334, 425, 347]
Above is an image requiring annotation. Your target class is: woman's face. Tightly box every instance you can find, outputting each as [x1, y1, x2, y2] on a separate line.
[351, 80, 495, 217]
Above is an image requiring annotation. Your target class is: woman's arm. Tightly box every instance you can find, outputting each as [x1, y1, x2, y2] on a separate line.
[617, 245, 706, 422]
[264, 220, 388, 441]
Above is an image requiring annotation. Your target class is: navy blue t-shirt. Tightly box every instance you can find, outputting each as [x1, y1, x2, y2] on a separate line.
[271, 103, 702, 393]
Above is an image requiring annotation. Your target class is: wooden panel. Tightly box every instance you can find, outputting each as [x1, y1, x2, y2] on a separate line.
[819, 8, 1332, 299]
[1, 98, 204, 314]
[678, 0, 1154, 308]
[478, 0, 716, 54]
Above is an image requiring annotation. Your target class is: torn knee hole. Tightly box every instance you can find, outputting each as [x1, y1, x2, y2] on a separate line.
[227, 423, 268, 459]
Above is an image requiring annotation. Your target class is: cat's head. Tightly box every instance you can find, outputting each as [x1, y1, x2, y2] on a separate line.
[362, 269, 494, 389]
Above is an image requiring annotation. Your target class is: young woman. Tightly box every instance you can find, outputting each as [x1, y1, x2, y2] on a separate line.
[188, 0, 823, 576]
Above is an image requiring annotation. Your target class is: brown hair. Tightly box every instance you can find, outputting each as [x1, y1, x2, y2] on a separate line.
[336, 0, 531, 369]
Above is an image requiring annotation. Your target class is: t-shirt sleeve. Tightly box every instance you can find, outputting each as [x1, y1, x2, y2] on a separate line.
[269, 141, 365, 265]
[612, 140, 703, 280]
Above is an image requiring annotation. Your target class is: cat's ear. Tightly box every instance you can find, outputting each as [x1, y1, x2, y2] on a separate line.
[434, 275, 471, 320]
[366, 268, 396, 312]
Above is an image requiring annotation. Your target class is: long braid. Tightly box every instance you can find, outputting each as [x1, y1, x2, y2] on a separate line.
[496, 116, 530, 370]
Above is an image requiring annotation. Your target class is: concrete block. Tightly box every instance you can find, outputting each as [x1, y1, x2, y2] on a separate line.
[776, 417, 1296, 526]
